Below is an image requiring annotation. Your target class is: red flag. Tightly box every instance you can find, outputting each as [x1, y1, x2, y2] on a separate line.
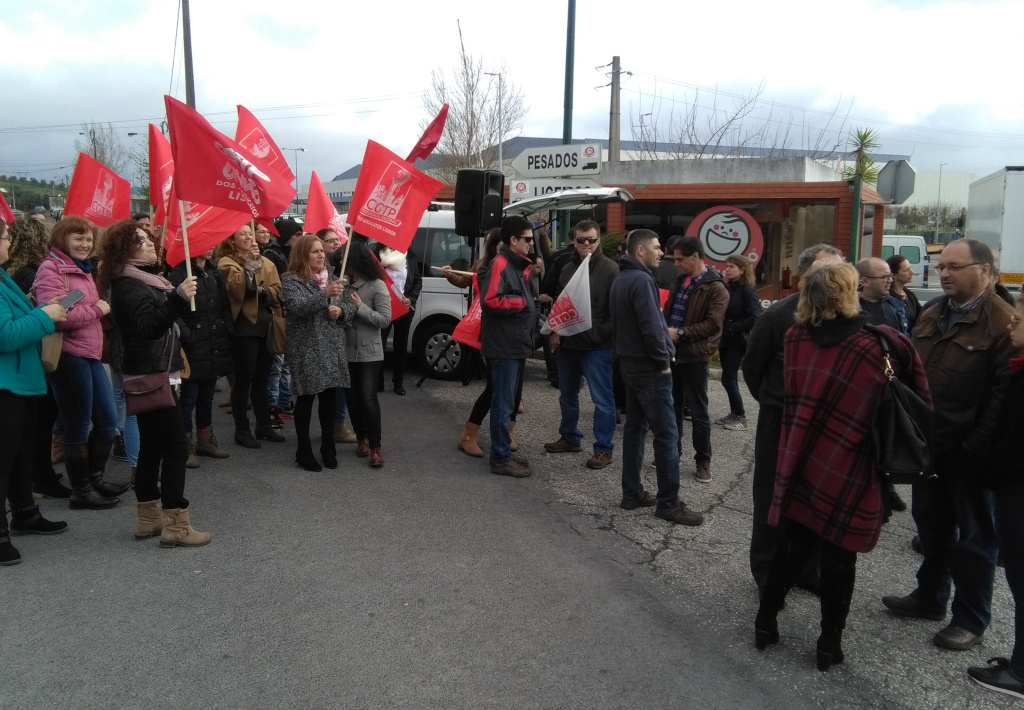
[163, 180, 251, 267]
[235, 105, 294, 182]
[406, 104, 449, 164]
[149, 124, 174, 224]
[451, 275, 482, 350]
[348, 141, 443, 253]
[64, 153, 131, 227]
[257, 217, 279, 237]
[164, 95, 296, 219]
[0, 192, 14, 225]
[304, 171, 348, 243]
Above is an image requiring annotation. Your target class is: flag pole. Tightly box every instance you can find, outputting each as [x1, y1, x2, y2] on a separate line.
[337, 226, 354, 285]
[177, 200, 196, 311]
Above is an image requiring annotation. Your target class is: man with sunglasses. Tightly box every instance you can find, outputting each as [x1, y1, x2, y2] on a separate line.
[477, 215, 538, 478]
[543, 220, 619, 469]
[883, 238, 1019, 653]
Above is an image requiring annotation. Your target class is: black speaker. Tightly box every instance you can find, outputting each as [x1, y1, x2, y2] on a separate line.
[454, 169, 504, 237]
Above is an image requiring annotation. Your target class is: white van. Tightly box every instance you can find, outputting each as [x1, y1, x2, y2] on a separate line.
[882, 235, 929, 289]
[341, 187, 633, 380]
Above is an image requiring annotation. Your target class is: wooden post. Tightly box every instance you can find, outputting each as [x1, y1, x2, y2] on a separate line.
[177, 200, 196, 311]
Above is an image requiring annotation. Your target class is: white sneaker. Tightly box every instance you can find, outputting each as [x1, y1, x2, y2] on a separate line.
[723, 417, 748, 431]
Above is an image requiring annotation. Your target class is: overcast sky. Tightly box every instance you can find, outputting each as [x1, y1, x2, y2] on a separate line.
[2, 0, 1022, 192]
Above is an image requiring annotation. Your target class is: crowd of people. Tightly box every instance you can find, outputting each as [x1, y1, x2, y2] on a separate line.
[1, 210, 1022, 698]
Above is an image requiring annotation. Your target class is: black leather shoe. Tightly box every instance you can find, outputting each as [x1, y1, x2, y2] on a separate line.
[394, 383, 406, 396]
[619, 491, 657, 510]
[295, 451, 322, 472]
[234, 430, 261, 449]
[10, 509, 68, 535]
[91, 474, 130, 497]
[882, 594, 946, 621]
[934, 623, 984, 651]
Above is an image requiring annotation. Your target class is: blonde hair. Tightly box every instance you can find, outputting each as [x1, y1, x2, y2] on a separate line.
[794, 261, 860, 327]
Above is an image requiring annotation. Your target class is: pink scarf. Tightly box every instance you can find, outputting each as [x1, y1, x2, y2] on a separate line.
[120, 258, 173, 292]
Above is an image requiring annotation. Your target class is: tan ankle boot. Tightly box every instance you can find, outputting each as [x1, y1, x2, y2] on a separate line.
[196, 427, 230, 458]
[185, 433, 200, 469]
[457, 422, 483, 457]
[334, 421, 358, 444]
[135, 500, 163, 539]
[509, 421, 519, 452]
[159, 508, 211, 548]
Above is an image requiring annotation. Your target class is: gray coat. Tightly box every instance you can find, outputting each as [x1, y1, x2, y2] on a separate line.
[281, 273, 356, 396]
[345, 277, 391, 363]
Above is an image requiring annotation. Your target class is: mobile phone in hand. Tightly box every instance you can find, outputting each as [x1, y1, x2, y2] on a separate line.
[59, 289, 85, 309]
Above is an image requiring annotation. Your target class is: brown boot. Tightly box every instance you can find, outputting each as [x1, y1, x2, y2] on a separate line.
[185, 433, 200, 469]
[356, 438, 370, 457]
[369, 448, 384, 468]
[50, 433, 64, 465]
[195, 427, 230, 459]
[135, 500, 163, 539]
[457, 422, 483, 457]
[159, 507, 211, 548]
[334, 421, 358, 444]
[509, 421, 519, 452]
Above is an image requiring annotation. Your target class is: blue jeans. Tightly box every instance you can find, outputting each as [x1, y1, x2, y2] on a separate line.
[556, 347, 615, 453]
[179, 379, 216, 432]
[267, 353, 292, 409]
[671, 361, 712, 463]
[110, 369, 140, 466]
[488, 358, 524, 462]
[47, 353, 118, 445]
[995, 492, 1024, 675]
[334, 386, 349, 423]
[911, 449, 998, 635]
[619, 364, 680, 509]
[719, 344, 746, 417]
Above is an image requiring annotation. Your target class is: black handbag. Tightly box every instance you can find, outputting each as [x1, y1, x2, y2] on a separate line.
[869, 327, 935, 484]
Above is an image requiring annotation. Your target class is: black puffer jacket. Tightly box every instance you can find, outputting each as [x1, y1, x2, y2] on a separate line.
[110, 272, 188, 376]
[168, 259, 233, 381]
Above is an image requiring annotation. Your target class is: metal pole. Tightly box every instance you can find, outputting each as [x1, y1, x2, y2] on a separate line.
[935, 162, 948, 242]
[609, 56, 621, 162]
[181, 0, 196, 108]
[562, 0, 575, 145]
[497, 73, 503, 172]
[849, 175, 863, 262]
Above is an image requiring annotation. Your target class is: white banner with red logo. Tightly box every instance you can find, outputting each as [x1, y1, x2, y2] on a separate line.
[541, 254, 592, 336]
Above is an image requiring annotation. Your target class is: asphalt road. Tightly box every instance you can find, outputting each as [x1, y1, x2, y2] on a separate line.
[1, 359, 1017, 709]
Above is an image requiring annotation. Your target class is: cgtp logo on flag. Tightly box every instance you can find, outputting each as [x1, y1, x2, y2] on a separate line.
[361, 162, 412, 228]
[541, 253, 593, 336]
[89, 173, 116, 219]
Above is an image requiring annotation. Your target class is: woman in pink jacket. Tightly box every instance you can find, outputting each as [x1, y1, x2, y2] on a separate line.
[33, 216, 129, 510]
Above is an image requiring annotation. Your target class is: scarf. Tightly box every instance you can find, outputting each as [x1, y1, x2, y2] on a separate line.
[1011, 354, 1024, 374]
[314, 268, 329, 291]
[120, 258, 173, 292]
[72, 256, 93, 273]
[668, 267, 714, 329]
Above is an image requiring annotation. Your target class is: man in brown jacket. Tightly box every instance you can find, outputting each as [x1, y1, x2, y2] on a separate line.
[663, 236, 728, 483]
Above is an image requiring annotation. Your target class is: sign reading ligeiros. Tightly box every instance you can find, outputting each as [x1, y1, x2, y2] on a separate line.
[508, 178, 602, 203]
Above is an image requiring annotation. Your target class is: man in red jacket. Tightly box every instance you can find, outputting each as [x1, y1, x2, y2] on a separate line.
[477, 216, 537, 478]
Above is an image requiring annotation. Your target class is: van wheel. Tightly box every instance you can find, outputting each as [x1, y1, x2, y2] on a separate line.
[416, 321, 467, 381]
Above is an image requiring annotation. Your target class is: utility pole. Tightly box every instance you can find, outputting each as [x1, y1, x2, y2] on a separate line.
[935, 162, 948, 242]
[485, 72, 504, 171]
[181, 0, 196, 108]
[608, 56, 621, 162]
[557, 0, 576, 249]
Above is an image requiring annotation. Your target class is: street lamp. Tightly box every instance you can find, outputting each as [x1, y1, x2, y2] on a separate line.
[282, 147, 306, 215]
[484, 72, 503, 171]
[935, 162, 949, 243]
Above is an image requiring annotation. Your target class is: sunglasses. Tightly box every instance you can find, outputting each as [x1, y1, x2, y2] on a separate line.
[575, 237, 599, 245]
[517, 236, 535, 244]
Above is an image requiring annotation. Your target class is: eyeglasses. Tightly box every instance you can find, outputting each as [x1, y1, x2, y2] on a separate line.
[517, 236, 535, 244]
[936, 262, 981, 273]
[575, 237, 600, 245]
[864, 274, 894, 281]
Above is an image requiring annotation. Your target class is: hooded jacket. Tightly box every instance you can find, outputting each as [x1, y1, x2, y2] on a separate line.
[609, 253, 674, 372]
[477, 246, 537, 360]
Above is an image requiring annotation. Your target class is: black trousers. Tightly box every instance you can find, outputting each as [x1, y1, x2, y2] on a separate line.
[231, 336, 272, 432]
[380, 312, 413, 386]
[32, 387, 62, 489]
[295, 388, 336, 458]
[347, 361, 383, 448]
[135, 395, 188, 509]
[0, 390, 39, 526]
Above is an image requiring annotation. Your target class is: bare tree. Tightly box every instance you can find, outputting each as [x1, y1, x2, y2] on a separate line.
[628, 83, 850, 162]
[421, 21, 528, 184]
[73, 122, 131, 177]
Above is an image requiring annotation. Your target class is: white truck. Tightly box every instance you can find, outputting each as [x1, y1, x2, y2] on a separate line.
[966, 166, 1024, 287]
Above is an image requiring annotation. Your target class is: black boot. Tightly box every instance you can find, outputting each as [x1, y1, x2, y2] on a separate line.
[10, 505, 68, 535]
[88, 436, 131, 497]
[295, 449, 322, 472]
[0, 519, 21, 566]
[65, 443, 118, 510]
[33, 471, 72, 499]
[755, 523, 818, 651]
[816, 552, 856, 672]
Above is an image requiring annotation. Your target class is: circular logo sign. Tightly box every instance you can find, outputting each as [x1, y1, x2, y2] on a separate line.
[584, 146, 595, 158]
[685, 206, 763, 266]
[513, 181, 527, 194]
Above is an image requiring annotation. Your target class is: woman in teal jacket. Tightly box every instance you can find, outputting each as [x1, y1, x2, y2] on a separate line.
[0, 218, 70, 565]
